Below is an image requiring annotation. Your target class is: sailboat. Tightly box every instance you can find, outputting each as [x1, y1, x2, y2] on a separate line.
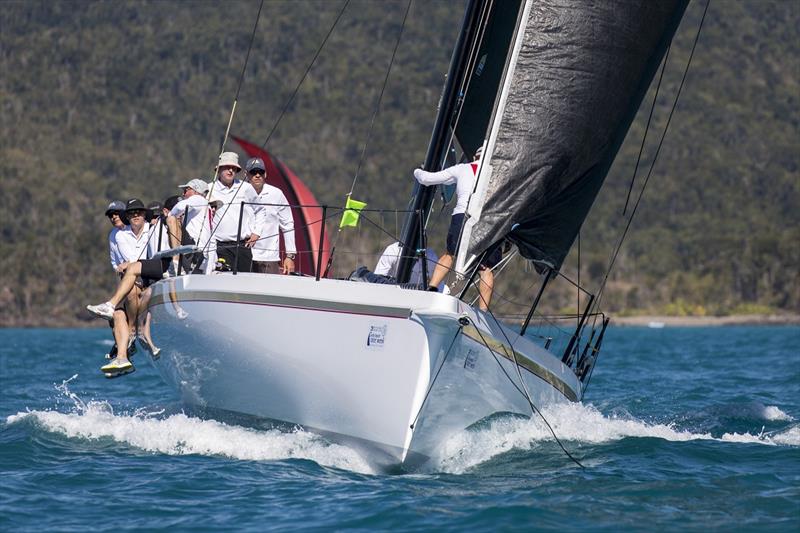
[146, 0, 688, 468]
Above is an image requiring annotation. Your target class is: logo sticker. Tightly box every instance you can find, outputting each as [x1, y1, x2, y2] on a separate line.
[367, 324, 388, 349]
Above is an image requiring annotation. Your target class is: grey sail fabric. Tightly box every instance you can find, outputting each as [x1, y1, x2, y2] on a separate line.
[466, 0, 688, 272]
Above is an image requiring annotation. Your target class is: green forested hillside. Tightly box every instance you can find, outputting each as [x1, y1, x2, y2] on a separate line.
[0, 0, 797, 326]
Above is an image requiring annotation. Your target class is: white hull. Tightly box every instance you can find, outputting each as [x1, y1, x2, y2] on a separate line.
[147, 273, 582, 468]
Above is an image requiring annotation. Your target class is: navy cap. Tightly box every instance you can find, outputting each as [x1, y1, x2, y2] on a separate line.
[245, 157, 266, 173]
[105, 200, 126, 216]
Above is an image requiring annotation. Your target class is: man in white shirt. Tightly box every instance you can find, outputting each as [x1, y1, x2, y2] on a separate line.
[374, 241, 440, 289]
[168, 178, 211, 274]
[207, 152, 263, 272]
[244, 157, 296, 274]
[89, 199, 150, 376]
[412, 147, 500, 310]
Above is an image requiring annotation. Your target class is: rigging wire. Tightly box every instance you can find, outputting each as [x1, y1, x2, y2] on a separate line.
[469, 319, 585, 469]
[591, 0, 710, 325]
[323, 0, 413, 276]
[621, 44, 672, 217]
[261, 0, 351, 149]
[347, 0, 413, 197]
[197, 0, 265, 251]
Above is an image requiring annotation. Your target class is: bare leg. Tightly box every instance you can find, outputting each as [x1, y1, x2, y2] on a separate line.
[112, 308, 130, 363]
[428, 253, 453, 290]
[477, 267, 494, 311]
[108, 262, 143, 307]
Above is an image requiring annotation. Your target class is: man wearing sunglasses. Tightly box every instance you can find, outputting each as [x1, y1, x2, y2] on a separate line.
[245, 157, 296, 275]
[88, 199, 171, 376]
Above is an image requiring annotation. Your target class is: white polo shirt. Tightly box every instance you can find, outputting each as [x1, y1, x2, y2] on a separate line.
[115, 222, 151, 263]
[251, 184, 296, 262]
[208, 179, 263, 242]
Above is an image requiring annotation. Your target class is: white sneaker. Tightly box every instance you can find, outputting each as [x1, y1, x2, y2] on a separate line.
[87, 302, 115, 320]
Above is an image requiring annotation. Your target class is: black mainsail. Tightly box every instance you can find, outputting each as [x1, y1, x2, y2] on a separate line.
[398, 0, 688, 281]
[462, 0, 689, 272]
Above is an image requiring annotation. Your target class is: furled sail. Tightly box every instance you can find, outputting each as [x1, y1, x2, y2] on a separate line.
[459, 0, 688, 273]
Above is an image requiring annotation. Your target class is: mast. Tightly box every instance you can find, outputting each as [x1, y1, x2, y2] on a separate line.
[395, 0, 483, 284]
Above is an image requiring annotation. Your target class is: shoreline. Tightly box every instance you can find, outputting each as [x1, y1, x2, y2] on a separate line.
[610, 314, 800, 327]
[2, 313, 799, 329]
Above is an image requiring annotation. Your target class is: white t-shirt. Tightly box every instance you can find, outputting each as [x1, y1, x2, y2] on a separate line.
[115, 222, 151, 263]
[413, 162, 478, 215]
[374, 242, 440, 287]
[251, 184, 296, 262]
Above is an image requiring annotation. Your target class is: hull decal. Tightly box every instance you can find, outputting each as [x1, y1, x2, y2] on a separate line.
[150, 289, 412, 319]
[461, 325, 578, 401]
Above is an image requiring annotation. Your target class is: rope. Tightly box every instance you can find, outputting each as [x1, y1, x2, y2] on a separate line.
[261, 0, 351, 149]
[470, 319, 585, 469]
[592, 0, 710, 315]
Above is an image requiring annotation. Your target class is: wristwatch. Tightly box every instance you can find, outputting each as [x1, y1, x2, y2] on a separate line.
[285, 254, 296, 260]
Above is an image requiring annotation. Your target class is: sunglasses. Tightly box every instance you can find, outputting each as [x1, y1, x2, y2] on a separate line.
[129, 210, 146, 217]
[248, 170, 265, 177]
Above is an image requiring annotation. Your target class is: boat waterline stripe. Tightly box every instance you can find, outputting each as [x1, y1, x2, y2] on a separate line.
[460, 325, 578, 402]
[149, 289, 412, 319]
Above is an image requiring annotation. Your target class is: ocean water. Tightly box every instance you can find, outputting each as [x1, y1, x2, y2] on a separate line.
[1, 326, 798, 531]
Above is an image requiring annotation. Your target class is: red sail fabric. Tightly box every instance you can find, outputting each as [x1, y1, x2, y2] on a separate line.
[233, 135, 331, 277]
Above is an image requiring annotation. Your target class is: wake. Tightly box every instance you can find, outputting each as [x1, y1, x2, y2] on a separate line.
[5, 377, 796, 475]
[434, 402, 799, 474]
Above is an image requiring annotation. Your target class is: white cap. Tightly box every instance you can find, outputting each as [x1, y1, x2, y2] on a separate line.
[177, 178, 209, 194]
[217, 151, 241, 170]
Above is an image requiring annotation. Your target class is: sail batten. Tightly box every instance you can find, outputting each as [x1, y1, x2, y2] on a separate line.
[465, 0, 689, 272]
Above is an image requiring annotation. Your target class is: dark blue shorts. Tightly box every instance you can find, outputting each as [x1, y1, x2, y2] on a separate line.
[445, 213, 466, 255]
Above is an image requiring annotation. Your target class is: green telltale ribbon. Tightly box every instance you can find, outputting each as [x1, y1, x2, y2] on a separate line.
[339, 197, 367, 228]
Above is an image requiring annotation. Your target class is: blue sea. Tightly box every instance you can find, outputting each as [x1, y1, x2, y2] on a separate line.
[1, 326, 798, 531]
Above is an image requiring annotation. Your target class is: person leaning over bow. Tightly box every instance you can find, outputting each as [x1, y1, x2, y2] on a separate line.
[244, 157, 296, 274]
[412, 146, 500, 311]
[167, 178, 211, 274]
[86, 199, 172, 375]
[207, 152, 263, 273]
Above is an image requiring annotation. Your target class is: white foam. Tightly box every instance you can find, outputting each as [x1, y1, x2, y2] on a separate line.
[760, 405, 793, 421]
[771, 425, 800, 446]
[433, 402, 798, 473]
[7, 400, 373, 474]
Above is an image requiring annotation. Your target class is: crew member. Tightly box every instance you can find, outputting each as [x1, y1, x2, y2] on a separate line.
[244, 157, 296, 274]
[168, 178, 211, 273]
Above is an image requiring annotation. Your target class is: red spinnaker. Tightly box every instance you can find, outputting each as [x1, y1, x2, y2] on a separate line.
[233, 135, 331, 277]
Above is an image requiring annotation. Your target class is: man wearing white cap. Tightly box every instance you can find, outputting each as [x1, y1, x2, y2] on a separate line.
[168, 178, 211, 273]
[207, 152, 263, 272]
[244, 157, 297, 274]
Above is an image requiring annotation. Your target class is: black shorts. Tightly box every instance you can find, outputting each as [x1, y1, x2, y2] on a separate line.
[139, 258, 169, 282]
[445, 213, 466, 255]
